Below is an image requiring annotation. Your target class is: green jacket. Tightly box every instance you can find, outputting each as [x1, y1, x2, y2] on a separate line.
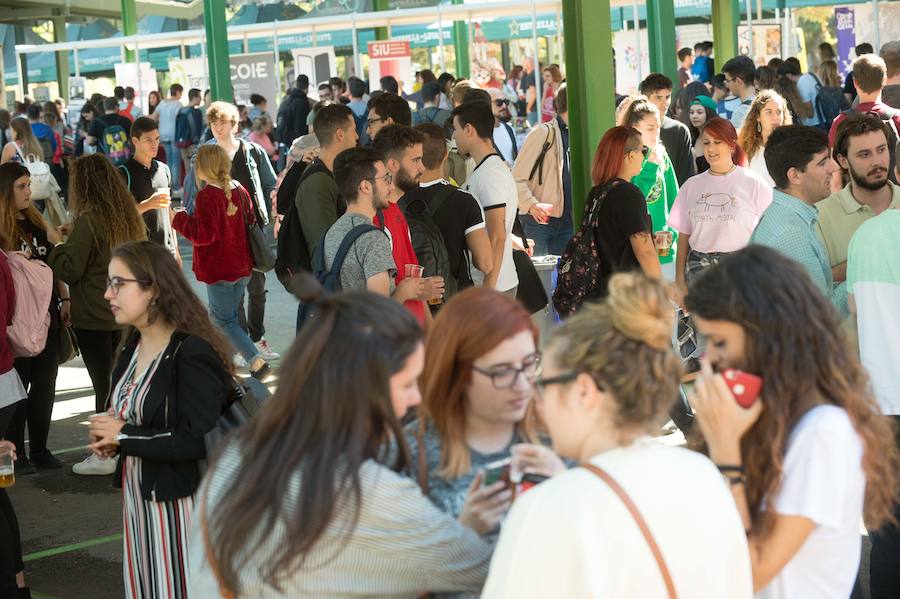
[632, 151, 680, 264]
[47, 210, 122, 331]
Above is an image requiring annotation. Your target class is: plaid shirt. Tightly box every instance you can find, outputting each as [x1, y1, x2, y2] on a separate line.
[750, 189, 849, 318]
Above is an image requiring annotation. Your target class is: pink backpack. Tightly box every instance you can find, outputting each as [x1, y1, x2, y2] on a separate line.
[3, 251, 53, 357]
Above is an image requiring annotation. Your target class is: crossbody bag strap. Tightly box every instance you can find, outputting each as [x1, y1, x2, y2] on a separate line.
[582, 463, 677, 599]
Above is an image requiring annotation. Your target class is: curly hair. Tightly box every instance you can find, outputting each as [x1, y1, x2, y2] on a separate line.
[111, 241, 234, 376]
[686, 245, 898, 538]
[68, 154, 147, 249]
[0, 162, 46, 251]
[737, 90, 793, 162]
[547, 273, 683, 430]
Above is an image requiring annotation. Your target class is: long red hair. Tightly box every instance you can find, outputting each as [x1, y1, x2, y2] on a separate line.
[702, 117, 748, 167]
[421, 287, 539, 478]
[591, 126, 643, 186]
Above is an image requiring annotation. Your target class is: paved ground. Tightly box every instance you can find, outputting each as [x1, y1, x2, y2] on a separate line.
[7, 238, 873, 598]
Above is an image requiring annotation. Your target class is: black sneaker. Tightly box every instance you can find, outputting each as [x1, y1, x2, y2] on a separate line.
[31, 450, 63, 469]
[14, 455, 36, 476]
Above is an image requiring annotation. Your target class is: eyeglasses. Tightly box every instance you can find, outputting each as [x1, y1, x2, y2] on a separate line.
[493, 99, 510, 107]
[472, 352, 542, 390]
[533, 371, 581, 394]
[369, 172, 393, 185]
[106, 276, 150, 295]
[367, 116, 388, 127]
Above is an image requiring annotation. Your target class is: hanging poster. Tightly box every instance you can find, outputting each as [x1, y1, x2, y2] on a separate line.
[292, 46, 337, 89]
[367, 41, 413, 94]
[834, 7, 856, 80]
[230, 53, 278, 107]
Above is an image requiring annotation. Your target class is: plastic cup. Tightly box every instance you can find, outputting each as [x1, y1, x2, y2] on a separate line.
[654, 231, 673, 257]
[404, 264, 424, 279]
[0, 449, 14, 488]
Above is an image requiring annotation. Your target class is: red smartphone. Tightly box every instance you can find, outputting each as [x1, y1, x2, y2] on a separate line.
[721, 369, 763, 408]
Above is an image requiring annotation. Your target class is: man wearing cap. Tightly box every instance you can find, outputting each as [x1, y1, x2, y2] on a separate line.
[414, 82, 451, 129]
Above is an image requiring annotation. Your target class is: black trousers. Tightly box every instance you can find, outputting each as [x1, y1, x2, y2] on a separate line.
[7, 324, 61, 456]
[237, 269, 266, 343]
[0, 404, 23, 596]
[870, 415, 900, 599]
[74, 328, 122, 413]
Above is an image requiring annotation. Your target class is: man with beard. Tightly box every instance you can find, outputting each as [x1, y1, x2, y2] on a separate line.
[322, 146, 424, 303]
[816, 114, 900, 283]
[750, 125, 848, 317]
[488, 87, 518, 166]
[372, 125, 445, 324]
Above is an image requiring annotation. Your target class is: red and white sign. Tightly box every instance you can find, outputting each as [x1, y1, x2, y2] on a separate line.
[368, 41, 411, 59]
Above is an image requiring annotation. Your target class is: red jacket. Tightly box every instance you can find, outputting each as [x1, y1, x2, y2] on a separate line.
[0, 253, 15, 375]
[375, 202, 424, 324]
[173, 183, 254, 284]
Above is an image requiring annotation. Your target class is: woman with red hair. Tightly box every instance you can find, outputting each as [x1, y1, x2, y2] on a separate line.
[578, 126, 661, 303]
[667, 117, 773, 303]
[406, 287, 564, 544]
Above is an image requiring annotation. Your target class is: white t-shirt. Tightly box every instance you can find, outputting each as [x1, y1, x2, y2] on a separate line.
[493, 123, 515, 167]
[749, 149, 775, 187]
[156, 99, 183, 141]
[797, 73, 822, 127]
[483, 439, 753, 599]
[667, 166, 773, 253]
[731, 95, 755, 130]
[463, 154, 519, 292]
[756, 405, 865, 599]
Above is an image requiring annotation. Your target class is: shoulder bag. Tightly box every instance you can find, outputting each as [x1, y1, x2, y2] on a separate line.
[236, 184, 276, 272]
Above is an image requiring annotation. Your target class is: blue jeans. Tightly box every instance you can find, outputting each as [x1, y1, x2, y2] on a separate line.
[522, 216, 573, 257]
[206, 277, 260, 363]
[162, 140, 182, 190]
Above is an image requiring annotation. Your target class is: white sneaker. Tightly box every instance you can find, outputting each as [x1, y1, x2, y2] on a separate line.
[72, 454, 118, 476]
[233, 354, 247, 368]
[255, 339, 280, 360]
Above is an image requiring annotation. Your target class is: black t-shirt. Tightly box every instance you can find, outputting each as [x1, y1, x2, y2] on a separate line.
[120, 158, 175, 253]
[17, 217, 53, 263]
[89, 114, 133, 142]
[593, 179, 652, 297]
[400, 181, 486, 290]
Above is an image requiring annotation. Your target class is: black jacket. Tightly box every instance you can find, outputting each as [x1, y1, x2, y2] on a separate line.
[660, 116, 697, 186]
[112, 331, 229, 502]
[276, 88, 312, 145]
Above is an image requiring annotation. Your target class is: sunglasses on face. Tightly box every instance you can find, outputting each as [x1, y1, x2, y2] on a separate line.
[494, 99, 510, 107]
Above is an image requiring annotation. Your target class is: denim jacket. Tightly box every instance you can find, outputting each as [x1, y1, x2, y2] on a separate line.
[183, 137, 277, 226]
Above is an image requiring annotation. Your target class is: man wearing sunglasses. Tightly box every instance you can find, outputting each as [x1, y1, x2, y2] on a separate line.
[488, 88, 518, 167]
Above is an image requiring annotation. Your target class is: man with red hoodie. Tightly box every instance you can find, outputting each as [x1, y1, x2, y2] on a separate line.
[372, 125, 444, 326]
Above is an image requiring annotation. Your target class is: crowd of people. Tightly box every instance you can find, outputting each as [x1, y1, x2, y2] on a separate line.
[0, 36, 899, 599]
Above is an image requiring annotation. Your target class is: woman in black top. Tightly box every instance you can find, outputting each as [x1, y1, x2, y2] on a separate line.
[588, 126, 662, 298]
[86, 241, 230, 599]
[0, 162, 69, 473]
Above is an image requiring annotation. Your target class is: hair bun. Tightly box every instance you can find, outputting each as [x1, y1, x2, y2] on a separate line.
[606, 273, 674, 351]
[290, 272, 327, 305]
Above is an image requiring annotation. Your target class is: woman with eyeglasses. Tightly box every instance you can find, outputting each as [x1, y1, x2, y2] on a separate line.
[482, 273, 752, 598]
[83, 241, 230, 599]
[47, 154, 147, 475]
[406, 287, 565, 547]
[561, 126, 660, 313]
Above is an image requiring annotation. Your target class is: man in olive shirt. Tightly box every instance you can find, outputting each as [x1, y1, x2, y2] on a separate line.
[816, 114, 900, 283]
[295, 104, 359, 259]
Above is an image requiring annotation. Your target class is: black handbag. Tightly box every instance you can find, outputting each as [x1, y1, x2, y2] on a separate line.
[237, 185, 276, 272]
[58, 324, 79, 365]
[512, 217, 549, 314]
[203, 376, 270, 455]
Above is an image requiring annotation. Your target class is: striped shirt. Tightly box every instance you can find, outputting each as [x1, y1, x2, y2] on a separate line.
[189, 442, 492, 597]
[751, 189, 849, 318]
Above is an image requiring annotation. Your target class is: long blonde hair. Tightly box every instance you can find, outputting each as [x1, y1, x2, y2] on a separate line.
[10, 118, 43, 160]
[0, 162, 46, 251]
[817, 60, 842, 87]
[194, 145, 234, 201]
[68, 154, 147, 249]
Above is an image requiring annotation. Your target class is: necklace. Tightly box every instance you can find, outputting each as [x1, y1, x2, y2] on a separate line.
[709, 164, 737, 176]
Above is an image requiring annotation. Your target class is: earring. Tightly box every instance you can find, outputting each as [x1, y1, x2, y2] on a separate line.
[756, 121, 762, 133]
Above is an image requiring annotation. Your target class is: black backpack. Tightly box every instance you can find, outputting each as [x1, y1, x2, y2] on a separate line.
[811, 74, 849, 131]
[399, 187, 458, 301]
[297, 223, 381, 328]
[552, 180, 622, 317]
[274, 160, 329, 293]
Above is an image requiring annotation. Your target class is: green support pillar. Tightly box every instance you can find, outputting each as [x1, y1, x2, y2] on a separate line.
[120, 0, 137, 62]
[373, 0, 389, 41]
[647, 0, 678, 83]
[204, 0, 233, 103]
[452, 0, 470, 79]
[562, 0, 615, 225]
[52, 17, 69, 102]
[712, 0, 739, 64]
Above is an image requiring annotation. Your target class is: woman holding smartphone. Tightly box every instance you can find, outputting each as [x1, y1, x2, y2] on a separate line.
[483, 272, 751, 598]
[686, 245, 897, 597]
[406, 287, 565, 542]
[190, 280, 492, 597]
[86, 241, 230, 599]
